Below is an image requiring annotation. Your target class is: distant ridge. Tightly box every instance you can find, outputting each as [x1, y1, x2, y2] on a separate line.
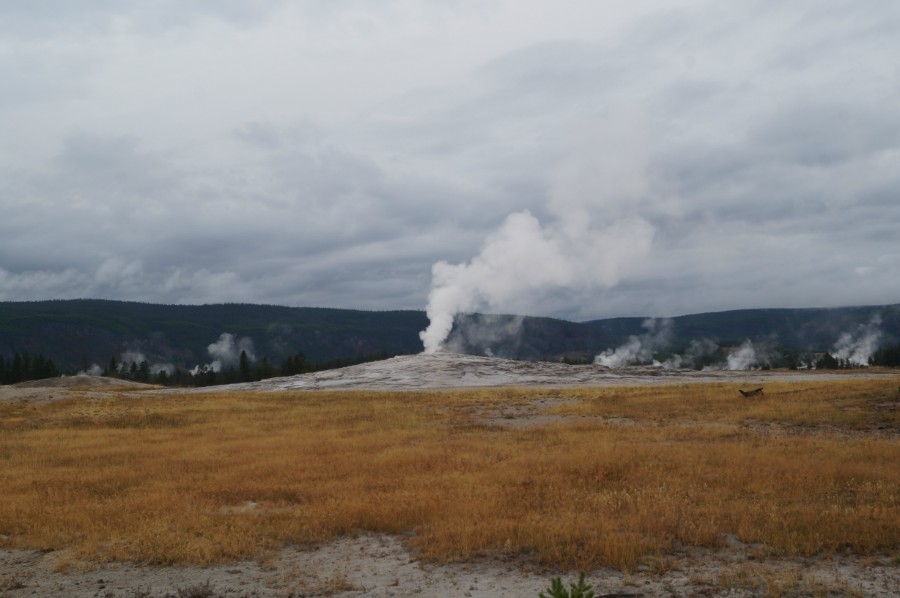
[0, 300, 427, 372]
[1, 299, 898, 372]
[448, 304, 900, 363]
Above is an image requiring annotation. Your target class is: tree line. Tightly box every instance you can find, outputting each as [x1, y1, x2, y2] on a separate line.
[0, 352, 61, 384]
[3, 341, 899, 386]
[104, 350, 395, 387]
[870, 341, 900, 367]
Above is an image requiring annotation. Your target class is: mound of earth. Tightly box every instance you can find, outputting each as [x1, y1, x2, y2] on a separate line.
[219, 351, 860, 392]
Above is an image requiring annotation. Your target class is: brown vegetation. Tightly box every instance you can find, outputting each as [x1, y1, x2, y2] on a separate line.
[0, 377, 897, 573]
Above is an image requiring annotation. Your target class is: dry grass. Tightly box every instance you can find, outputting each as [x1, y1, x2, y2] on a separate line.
[716, 562, 866, 598]
[546, 378, 900, 430]
[0, 377, 898, 572]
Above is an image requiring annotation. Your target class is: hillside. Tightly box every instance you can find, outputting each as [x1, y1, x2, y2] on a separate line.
[0, 300, 427, 372]
[448, 305, 900, 363]
[1, 299, 899, 372]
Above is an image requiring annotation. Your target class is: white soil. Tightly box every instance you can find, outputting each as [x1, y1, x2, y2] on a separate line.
[201, 352, 891, 392]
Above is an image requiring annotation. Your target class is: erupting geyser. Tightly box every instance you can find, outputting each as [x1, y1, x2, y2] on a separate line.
[419, 112, 658, 354]
[418, 211, 655, 353]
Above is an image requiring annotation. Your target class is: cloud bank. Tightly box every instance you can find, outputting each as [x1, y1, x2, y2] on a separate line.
[1, 1, 898, 323]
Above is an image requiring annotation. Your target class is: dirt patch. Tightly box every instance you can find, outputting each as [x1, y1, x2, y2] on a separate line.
[13, 376, 157, 390]
[2, 535, 896, 597]
[0, 376, 159, 406]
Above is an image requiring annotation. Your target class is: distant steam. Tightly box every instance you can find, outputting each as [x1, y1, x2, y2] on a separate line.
[830, 315, 882, 366]
[79, 363, 104, 376]
[725, 340, 766, 370]
[657, 338, 720, 370]
[191, 333, 256, 375]
[120, 350, 174, 377]
[593, 319, 769, 370]
[594, 318, 673, 366]
[207, 333, 256, 368]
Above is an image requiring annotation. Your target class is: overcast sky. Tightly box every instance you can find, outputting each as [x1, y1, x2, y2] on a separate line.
[2, 0, 899, 321]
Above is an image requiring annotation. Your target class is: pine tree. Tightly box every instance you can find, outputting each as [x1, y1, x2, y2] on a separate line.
[239, 350, 252, 382]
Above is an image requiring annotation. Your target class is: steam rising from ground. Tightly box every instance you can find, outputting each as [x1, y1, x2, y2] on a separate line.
[120, 350, 175, 377]
[420, 114, 656, 354]
[191, 333, 256, 375]
[658, 338, 721, 370]
[594, 318, 770, 371]
[831, 315, 882, 366]
[595, 319, 673, 367]
[419, 213, 654, 354]
[725, 340, 767, 371]
[80, 350, 174, 377]
[80, 363, 104, 376]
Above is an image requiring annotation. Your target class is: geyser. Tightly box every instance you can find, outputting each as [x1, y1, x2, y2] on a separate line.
[419, 112, 658, 354]
[419, 212, 654, 354]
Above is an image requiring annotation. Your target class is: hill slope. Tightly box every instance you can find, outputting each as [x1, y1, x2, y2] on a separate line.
[1, 300, 898, 372]
[0, 300, 427, 372]
[448, 305, 900, 362]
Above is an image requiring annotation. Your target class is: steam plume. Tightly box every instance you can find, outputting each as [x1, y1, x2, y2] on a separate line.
[419, 214, 653, 353]
[594, 325, 771, 371]
[725, 340, 763, 370]
[831, 315, 882, 365]
[191, 332, 256, 374]
[658, 338, 720, 369]
[79, 363, 104, 376]
[419, 112, 656, 354]
[119, 350, 175, 377]
[595, 318, 673, 367]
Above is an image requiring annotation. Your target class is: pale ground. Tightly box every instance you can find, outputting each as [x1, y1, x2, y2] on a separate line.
[2, 353, 898, 597]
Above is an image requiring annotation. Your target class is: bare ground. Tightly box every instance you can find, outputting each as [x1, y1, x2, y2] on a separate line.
[2, 353, 898, 597]
[2, 535, 898, 597]
[195, 352, 895, 393]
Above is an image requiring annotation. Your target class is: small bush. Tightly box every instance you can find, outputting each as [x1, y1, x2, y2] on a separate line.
[539, 572, 594, 598]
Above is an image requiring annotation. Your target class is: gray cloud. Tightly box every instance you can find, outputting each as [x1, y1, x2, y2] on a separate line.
[1, 0, 899, 320]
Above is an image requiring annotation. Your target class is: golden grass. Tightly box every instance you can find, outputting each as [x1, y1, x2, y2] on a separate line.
[0, 377, 898, 571]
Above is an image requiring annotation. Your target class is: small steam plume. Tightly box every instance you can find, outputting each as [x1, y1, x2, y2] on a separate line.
[595, 318, 673, 367]
[831, 315, 882, 366]
[725, 340, 765, 370]
[191, 333, 256, 375]
[79, 363, 104, 376]
[594, 325, 771, 371]
[119, 350, 174, 377]
[657, 338, 720, 370]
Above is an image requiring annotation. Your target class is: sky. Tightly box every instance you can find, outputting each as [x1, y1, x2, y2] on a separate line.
[2, 0, 899, 324]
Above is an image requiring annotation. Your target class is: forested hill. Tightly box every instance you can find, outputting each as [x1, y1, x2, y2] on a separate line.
[0, 300, 427, 372]
[449, 304, 900, 363]
[1, 299, 899, 373]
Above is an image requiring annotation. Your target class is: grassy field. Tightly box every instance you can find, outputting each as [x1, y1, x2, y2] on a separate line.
[0, 378, 897, 572]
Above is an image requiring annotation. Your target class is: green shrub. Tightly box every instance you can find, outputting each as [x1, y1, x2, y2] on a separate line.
[539, 572, 595, 598]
